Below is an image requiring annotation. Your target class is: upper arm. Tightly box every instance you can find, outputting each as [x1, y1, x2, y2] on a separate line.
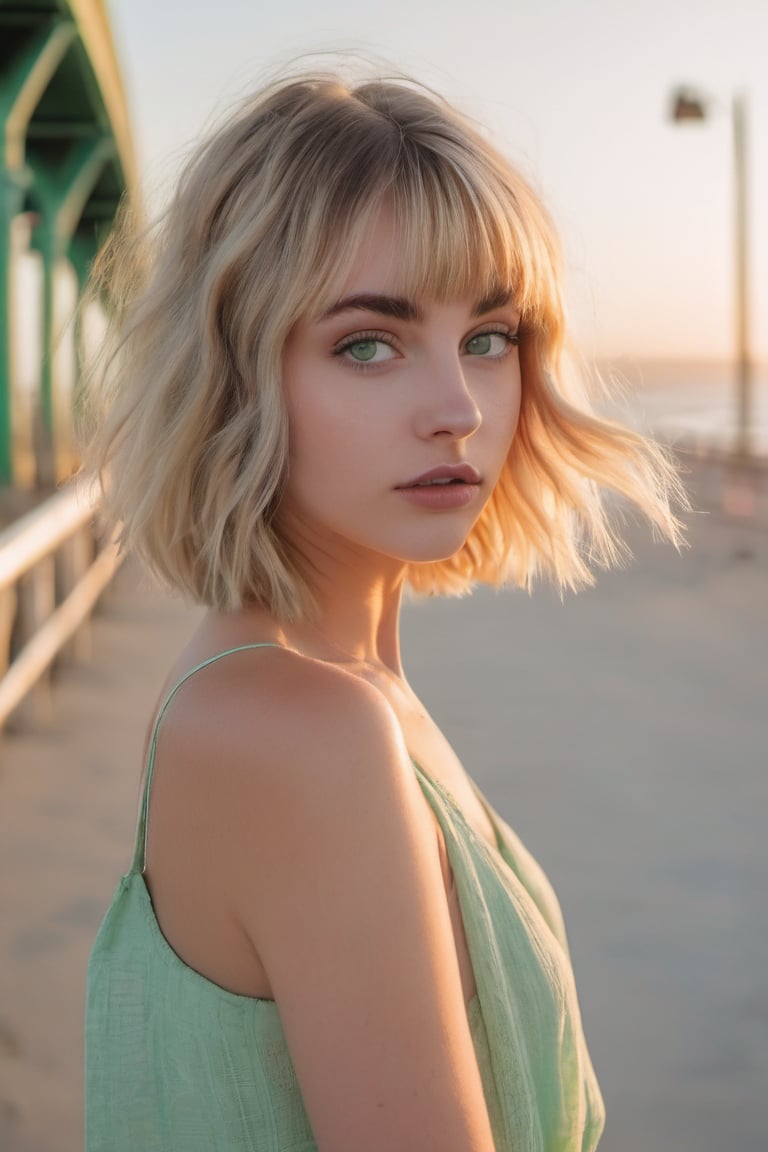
[215, 656, 495, 1152]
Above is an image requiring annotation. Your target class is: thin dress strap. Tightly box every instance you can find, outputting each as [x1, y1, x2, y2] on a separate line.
[130, 643, 287, 875]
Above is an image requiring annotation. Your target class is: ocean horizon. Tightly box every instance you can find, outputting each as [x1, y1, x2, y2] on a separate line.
[592, 357, 768, 458]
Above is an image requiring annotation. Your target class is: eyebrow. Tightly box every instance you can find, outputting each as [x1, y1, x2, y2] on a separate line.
[319, 287, 515, 323]
[473, 286, 515, 316]
[320, 294, 422, 322]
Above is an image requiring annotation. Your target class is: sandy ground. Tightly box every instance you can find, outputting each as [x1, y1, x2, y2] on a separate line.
[0, 454, 766, 1152]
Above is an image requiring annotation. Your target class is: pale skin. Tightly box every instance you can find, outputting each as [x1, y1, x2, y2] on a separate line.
[144, 206, 522, 1152]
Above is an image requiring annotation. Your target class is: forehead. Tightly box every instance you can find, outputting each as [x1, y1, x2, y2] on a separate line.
[335, 202, 402, 296]
[309, 196, 516, 323]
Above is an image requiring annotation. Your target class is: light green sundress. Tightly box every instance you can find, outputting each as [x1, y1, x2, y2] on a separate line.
[85, 644, 605, 1151]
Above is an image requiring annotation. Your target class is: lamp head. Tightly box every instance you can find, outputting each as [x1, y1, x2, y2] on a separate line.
[670, 87, 708, 122]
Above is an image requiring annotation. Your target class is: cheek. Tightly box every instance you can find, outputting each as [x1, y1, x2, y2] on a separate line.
[510, 389, 523, 439]
[485, 377, 523, 450]
[288, 396, 372, 475]
[284, 363, 336, 462]
[285, 358, 395, 466]
[503, 376, 523, 425]
[284, 383, 377, 507]
[508, 365, 524, 428]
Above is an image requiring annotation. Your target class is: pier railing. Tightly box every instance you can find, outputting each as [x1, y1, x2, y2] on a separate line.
[0, 484, 121, 728]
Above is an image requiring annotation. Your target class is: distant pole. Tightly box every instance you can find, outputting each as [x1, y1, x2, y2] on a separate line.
[669, 86, 754, 459]
[732, 93, 752, 459]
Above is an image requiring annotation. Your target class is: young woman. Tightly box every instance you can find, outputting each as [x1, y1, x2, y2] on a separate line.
[83, 69, 683, 1152]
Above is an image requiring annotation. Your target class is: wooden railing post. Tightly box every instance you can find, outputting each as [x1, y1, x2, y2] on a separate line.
[0, 585, 16, 676]
[15, 554, 56, 723]
[56, 525, 94, 662]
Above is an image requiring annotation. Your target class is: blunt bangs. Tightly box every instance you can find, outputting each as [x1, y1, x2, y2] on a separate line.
[293, 82, 558, 329]
[390, 146, 554, 324]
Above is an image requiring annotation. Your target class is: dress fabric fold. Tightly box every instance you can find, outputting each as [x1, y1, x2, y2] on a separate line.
[86, 757, 604, 1152]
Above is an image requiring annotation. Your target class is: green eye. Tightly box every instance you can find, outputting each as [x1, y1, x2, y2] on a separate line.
[466, 331, 515, 356]
[336, 337, 398, 366]
[466, 333, 493, 356]
[348, 340, 379, 362]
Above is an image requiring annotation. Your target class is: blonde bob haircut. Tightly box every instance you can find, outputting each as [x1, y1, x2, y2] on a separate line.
[82, 68, 685, 620]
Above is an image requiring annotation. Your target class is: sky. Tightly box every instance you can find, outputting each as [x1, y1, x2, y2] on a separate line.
[107, 0, 768, 363]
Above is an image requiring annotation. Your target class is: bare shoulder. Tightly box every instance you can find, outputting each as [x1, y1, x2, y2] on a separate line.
[149, 643, 422, 904]
[154, 642, 405, 784]
[152, 644, 493, 1150]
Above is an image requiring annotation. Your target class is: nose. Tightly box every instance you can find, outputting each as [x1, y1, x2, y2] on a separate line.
[412, 353, 482, 441]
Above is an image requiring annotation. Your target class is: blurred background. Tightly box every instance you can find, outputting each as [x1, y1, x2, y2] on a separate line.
[0, 1, 765, 1150]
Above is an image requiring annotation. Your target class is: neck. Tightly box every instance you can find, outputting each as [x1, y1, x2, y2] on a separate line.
[279, 522, 409, 677]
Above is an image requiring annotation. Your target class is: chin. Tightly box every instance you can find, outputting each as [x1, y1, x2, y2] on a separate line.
[388, 536, 472, 566]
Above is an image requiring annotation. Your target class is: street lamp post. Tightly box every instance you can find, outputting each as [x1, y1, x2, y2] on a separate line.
[732, 93, 752, 460]
[669, 86, 753, 459]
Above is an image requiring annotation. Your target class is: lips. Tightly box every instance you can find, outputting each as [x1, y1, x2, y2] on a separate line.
[396, 463, 482, 489]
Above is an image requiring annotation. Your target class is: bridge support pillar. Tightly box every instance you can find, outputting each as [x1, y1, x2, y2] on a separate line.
[69, 232, 99, 427]
[30, 137, 113, 486]
[0, 166, 29, 486]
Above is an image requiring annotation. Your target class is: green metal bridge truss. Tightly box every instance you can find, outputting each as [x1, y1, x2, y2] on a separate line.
[0, 0, 136, 487]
